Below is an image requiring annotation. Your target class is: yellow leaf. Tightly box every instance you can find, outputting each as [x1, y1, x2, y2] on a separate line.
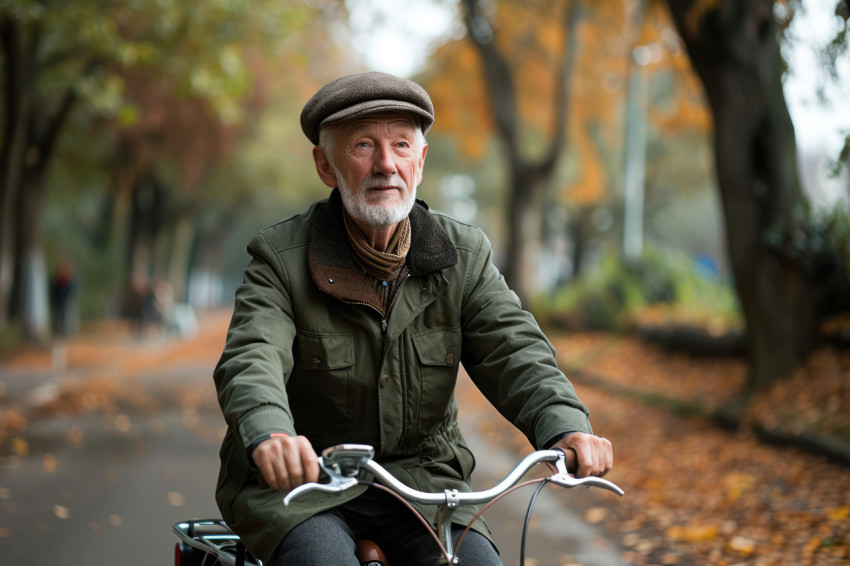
[828, 506, 849, 521]
[667, 524, 719, 542]
[11, 437, 28, 456]
[723, 472, 755, 502]
[803, 537, 821, 555]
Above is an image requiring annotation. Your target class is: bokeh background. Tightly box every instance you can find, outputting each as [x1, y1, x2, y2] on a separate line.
[1, 1, 849, 564]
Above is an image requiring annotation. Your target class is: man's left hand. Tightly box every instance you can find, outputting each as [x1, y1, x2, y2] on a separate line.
[552, 432, 613, 478]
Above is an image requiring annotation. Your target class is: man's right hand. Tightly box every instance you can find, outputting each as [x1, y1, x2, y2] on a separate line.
[252, 434, 320, 491]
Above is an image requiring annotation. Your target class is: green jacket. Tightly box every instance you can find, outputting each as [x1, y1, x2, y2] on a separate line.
[214, 190, 592, 562]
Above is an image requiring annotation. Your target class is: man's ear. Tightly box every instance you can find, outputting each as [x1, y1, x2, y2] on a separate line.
[416, 143, 428, 186]
[313, 146, 338, 189]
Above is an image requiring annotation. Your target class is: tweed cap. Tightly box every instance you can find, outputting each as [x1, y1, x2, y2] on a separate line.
[300, 72, 434, 145]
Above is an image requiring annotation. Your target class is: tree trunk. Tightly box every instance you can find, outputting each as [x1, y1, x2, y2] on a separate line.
[168, 211, 195, 303]
[1, 13, 80, 341]
[504, 167, 547, 302]
[0, 15, 31, 331]
[665, 0, 815, 389]
[121, 174, 176, 318]
[461, 0, 580, 304]
[10, 168, 51, 342]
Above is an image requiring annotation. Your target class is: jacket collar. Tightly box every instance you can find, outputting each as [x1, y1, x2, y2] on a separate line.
[308, 188, 458, 278]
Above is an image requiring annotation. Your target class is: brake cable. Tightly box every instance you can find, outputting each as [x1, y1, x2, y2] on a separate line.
[520, 479, 550, 566]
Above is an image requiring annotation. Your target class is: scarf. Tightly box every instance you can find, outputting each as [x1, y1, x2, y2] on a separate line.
[343, 210, 411, 282]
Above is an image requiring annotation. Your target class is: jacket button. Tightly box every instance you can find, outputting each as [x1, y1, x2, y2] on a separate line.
[310, 357, 322, 369]
[445, 353, 455, 365]
[380, 375, 389, 387]
[421, 285, 428, 294]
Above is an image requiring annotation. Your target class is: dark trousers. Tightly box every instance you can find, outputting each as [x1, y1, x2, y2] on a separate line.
[269, 487, 502, 565]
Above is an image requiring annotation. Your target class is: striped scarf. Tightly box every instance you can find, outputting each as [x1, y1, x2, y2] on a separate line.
[343, 210, 411, 282]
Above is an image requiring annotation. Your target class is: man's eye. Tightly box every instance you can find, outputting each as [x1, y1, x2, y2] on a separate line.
[397, 141, 410, 148]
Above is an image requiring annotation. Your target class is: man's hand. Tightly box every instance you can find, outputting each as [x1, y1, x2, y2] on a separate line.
[252, 434, 320, 491]
[552, 432, 613, 478]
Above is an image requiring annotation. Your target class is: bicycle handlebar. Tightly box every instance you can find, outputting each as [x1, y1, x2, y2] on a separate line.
[283, 443, 624, 507]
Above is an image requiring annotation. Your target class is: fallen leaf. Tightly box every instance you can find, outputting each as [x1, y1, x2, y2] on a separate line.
[114, 413, 131, 433]
[43, 453, 57, 474]
[584, 507, 608, 524]
[10, 437, 28, 456]
[727, 535, 757, 556]
[167, 491, 185, 507]
[67, 426, 84, 445]
[667, 524, 719, 542]
[803, 537, 821, 555]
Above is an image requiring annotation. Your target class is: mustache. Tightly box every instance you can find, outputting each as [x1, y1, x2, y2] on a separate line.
[361, 175, 407, 191]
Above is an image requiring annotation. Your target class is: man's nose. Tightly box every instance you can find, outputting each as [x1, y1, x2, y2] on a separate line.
[371, 144, 398, 175]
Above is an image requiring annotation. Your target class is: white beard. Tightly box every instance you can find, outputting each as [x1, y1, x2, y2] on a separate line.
[336, 169, 416, 229]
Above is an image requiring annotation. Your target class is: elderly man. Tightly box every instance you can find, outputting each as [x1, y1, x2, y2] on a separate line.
[213, 72, 613, 565]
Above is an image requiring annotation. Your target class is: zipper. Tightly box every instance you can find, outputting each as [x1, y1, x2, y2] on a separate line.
[340, 272, 410, 335]
[381, 273, 410, 334]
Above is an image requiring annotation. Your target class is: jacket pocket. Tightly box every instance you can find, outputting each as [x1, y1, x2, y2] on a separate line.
[412, 327, 460, 435]
[289, 331, 354, 447]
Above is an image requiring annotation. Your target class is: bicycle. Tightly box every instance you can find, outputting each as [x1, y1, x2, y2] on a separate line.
[173, 443, 624, 566]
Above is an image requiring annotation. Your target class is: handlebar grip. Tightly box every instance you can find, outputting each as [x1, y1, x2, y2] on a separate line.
[555, 446, 578, 474]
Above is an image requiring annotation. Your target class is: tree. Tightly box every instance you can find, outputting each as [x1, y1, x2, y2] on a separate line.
[663, 0, 850, 390]
[424, 0, 711, 300]
[453, 0, 582, 303]
[0, 0, 312, 340]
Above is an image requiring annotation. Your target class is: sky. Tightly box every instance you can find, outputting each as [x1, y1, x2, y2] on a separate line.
[783, 0, 850, 157]
[346, 0, 459, 77]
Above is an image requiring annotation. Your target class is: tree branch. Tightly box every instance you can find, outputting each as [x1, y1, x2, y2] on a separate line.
[30, 58, 102, 171]
[543, 0, 581, 174]
[461, 0, 520, 154]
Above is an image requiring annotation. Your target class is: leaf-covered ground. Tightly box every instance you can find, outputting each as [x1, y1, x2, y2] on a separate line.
[1, 313, 848, 565]
[545, 334, 848, 564]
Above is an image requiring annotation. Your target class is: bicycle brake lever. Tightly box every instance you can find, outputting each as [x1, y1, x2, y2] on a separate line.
[283, 476, 359, 505]
[282, 458, 360, 506]
[548, 472, 625, 496]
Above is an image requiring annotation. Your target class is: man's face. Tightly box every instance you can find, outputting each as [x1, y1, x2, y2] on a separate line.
[323, 116, 427, 230]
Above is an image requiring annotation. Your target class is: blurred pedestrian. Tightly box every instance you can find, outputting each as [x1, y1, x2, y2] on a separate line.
[51, 258, 77, 338]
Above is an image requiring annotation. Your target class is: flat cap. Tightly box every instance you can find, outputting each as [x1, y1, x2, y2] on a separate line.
[300, 71, 434, 145]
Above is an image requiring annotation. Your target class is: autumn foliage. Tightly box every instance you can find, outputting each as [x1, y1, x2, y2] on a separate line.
[424, 0, 710, 209]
